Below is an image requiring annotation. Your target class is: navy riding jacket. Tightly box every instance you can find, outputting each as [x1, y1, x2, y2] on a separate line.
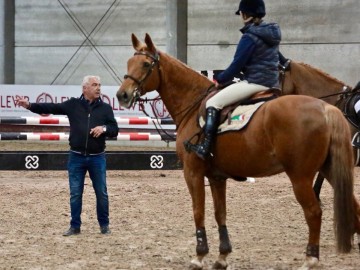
[214, 21, 281, 88]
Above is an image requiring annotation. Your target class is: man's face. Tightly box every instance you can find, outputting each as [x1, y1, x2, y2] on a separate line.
[83, 78, 101, 101]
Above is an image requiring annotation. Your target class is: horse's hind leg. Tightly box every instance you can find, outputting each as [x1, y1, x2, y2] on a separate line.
[291, 179, 322, 269]
[312, 173, 325, 202]
[353, 195, 360, 251]
[209, 177, 232, 270]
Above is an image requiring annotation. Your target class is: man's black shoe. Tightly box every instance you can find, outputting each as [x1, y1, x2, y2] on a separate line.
[100, 226, 111, 235]
[62, 227, 80, 236]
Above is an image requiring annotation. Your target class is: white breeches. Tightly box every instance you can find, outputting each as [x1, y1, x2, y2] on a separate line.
[206, 81, 268, 110]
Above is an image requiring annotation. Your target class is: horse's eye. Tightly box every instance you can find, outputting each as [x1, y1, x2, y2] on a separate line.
[143, 62, 151, 68]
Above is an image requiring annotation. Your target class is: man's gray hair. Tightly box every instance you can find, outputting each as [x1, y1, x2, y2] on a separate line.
[82, 75, 101, 86]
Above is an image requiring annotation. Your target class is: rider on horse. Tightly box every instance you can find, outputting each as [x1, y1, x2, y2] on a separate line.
[191, 0, 282, 160]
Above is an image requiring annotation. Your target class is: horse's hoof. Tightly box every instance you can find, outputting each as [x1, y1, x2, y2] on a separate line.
[298, 256, 319, 270]
[189, 259, 203, 270]
[212, 260, 227, 269]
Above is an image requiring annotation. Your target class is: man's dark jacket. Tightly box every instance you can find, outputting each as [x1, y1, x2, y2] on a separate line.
[29, 95, 118, 155]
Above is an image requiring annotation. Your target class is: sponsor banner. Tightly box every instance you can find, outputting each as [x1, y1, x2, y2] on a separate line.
[0, 85, 170, 118]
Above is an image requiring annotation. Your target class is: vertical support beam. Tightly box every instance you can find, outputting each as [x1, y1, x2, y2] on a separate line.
[0, 0, 15, 84]
[166, 0, 187, 63]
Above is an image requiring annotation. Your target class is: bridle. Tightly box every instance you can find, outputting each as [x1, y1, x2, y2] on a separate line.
[123, 51, 160, 102]
[123, 51, 178, 141]
[122, 49, 216, 138]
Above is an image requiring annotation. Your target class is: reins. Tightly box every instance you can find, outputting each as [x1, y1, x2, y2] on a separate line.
[137, 100, 177, 142]
[319, 86, 351, 101]
[137, 83, 215, 141]
[170, 84, 215, 131]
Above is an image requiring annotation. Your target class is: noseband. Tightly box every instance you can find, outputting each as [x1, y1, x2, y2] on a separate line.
[123, 51, 160, 100]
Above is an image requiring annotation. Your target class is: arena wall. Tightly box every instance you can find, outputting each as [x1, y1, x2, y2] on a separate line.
[8, 0, 360, 86]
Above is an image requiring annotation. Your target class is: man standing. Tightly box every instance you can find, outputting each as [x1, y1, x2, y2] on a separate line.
[16, 75, 119, 236]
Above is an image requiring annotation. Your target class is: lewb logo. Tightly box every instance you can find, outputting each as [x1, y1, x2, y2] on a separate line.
[36, 92, 54, 103]
[151, 96, 170, 118]
[36, 92, 53, 116]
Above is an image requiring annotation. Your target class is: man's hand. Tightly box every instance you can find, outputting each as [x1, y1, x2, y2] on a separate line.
[90, 126, 105, 138]
[15, 98, 30, 109]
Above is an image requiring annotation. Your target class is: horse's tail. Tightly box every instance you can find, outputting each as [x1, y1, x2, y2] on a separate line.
[324, 104, 355, 253]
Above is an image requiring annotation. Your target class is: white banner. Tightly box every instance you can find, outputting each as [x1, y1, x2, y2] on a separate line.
[0, 85, 170, 118]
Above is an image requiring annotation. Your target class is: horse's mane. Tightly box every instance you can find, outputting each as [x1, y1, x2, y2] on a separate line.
[166, 51, 209, 77]
[137, 42, 211, 82]
[297, 62, 351, 88]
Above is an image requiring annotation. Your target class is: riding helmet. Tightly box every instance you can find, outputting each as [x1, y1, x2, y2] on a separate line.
[235, 0, 266, 18]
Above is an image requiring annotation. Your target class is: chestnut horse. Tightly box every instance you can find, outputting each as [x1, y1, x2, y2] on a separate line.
[117, 34, 360, 270]
[280, 61, 352, 105]
[280, 62, 359, 201]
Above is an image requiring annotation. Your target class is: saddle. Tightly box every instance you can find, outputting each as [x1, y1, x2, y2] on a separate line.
[337, 81, 360, 148]
[199, 87, 281, 126]
[340, 82, 360, 130]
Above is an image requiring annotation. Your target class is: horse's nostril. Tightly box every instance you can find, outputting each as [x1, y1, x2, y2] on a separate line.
[117, 91, 128, 102]
[122, 92, 128, 101]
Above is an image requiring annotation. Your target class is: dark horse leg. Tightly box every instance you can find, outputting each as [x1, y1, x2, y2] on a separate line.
[292, 177, 322, 269]
[354, 196, 360, 252]
[183, 163, 209, 270]
[209, 177, 232, 269]
[313, 173, 325, 202]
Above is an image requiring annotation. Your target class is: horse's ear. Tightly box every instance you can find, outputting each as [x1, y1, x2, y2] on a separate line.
[131, 33, 142, 51]
[144, 33, 157, 54]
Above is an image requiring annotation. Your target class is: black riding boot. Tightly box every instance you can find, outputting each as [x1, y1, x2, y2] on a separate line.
[192, 107, 220, 160]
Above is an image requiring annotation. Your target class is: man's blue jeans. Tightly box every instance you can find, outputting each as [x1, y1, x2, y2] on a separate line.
[67, 151, 109, 228]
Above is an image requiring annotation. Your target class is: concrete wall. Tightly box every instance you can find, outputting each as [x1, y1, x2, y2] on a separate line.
[13, 0, 360, 86]
[0, 0, 14, 83]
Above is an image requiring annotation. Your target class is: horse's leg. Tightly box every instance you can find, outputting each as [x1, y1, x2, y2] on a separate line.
[312, 173, 324, 202]
[208, 177, 232, 269]
[353, 195, 360, 251]
[183, 164, 208, 270]
[291, 179, 322, 269]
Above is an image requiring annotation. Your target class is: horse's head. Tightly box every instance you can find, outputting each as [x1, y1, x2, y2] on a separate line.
[117, 33, 161, 108]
